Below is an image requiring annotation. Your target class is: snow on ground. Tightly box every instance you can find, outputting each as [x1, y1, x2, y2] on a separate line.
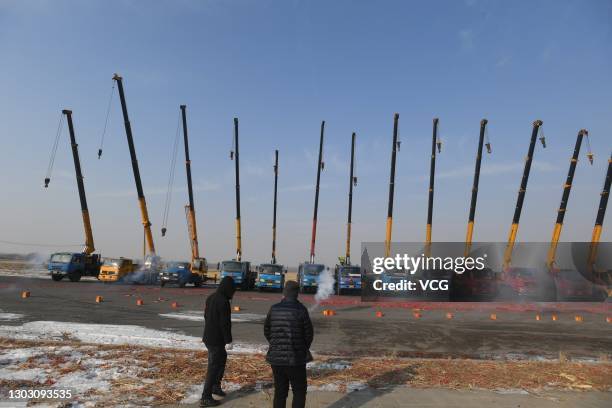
[0, 320, 267, 354]
[0, 265, 49, 279]
[159, 310, 266, 323]
[0, 310, 24, 321]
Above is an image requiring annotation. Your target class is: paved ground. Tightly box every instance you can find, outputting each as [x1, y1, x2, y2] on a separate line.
[168, 388, 612, 408]
[1, 276, 610, 360]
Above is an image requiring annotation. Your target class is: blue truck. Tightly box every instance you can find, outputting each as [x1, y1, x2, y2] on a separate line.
[219, 260, 254, 290]
[159, 261, 203, 288]
[297, 263, 327, 293]
[48, 252, 101, 282]
[255, 263, 285, 291]
[335, 264, 361, 295]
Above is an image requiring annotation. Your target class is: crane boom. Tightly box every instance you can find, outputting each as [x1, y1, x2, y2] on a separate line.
[180, 105, 201, 261]
[112, 73, 155, 255]
[503, 120, 544, 269]
[272, 149, 279, 264]
[464, 119, 489, 256]
[345, 132, 356, 264]
[309, 121, 325, 264]
[547, 129, 592, 269]
[64, 110, 95, 254]
[588, 153, 612, 270]
[233, 118, 242, 261]
[425, 118, 441, 257]
[385, 113, 400, 258]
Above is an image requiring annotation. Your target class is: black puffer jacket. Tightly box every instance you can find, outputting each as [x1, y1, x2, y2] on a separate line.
[203, 276, 235, 346]
[264, 298, 314, 366]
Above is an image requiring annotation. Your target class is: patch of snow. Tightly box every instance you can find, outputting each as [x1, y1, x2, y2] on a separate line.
[494, 388, 529, 395]
[346, 382, 367, 392]
[159, 310, 265, 323]
[181, 384, 203, 404]
[0, 321, 266, 354]
[0, 321, 202, 349]
[309, 383, 341, 392]
[308, 360, 352, 371]
[0, 312, 24, 321]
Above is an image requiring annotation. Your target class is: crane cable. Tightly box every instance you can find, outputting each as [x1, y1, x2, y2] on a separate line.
[161, 112, 182, 236]
[44, 113, 65, 188]
[97, 81, 115, 159]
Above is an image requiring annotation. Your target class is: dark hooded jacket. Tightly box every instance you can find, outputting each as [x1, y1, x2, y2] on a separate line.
[203, 276, 235, 346]
[264, 296, 314, 366]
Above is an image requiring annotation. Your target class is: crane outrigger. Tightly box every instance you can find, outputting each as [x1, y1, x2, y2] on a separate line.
[46, 109, 101, 282]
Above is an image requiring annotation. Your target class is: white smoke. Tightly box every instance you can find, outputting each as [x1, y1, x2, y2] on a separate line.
[311, 267, 335, 310]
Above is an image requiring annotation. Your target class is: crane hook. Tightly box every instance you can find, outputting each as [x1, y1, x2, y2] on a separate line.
[44, 177, 50, 188]
[485, 142, 492, 154]
[161, 227, 167, 237]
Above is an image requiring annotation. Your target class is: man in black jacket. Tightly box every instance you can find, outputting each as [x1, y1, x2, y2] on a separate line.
[264, 280, 314, 408]
[201, 276, 235, 407]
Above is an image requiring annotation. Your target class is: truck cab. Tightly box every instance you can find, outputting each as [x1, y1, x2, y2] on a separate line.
[98, 257, 135, 283]
[255, 263, 285, 291]
[219, 260, 253, 290]
[48, 252, 100, 282]
[160, 261, 204, 287]
[335, 264, 361, 295]
[297, 263, 327, 293]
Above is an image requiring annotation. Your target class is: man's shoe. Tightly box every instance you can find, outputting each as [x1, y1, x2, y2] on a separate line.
[200, 397, 220, 407]
[212, 386, 226, 397]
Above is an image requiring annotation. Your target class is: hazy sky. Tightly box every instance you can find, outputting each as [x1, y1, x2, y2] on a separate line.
[0, 0, 610, 267]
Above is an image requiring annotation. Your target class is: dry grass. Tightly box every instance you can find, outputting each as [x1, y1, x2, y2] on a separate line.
[1, 337, 611, 406]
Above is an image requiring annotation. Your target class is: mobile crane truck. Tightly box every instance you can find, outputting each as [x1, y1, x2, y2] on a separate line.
[256, 150, 287, 291]
[298, 121, 328, 293]
[219, 118, 255, 290]
[159, 105, 207, 287]
[46, 110, 101, 281]
[335, 132, 361, 295]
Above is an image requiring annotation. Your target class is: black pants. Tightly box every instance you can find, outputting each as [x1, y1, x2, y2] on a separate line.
[271, 365, 307, 408]
[203, 345, 227, 398]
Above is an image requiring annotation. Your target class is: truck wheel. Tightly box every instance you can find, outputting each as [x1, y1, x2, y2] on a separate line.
[179, 280, 186, 288]
[194, 279, 202, 288]
[160, 281, 166, 288]
[241, 280, 249, 291]
[51, 274, 63, 282]
[68, 272, 81, 282]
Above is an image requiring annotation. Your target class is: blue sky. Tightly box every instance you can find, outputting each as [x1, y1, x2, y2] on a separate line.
[0, 0, 610, 266]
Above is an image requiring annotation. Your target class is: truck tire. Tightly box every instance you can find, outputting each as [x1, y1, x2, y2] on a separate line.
[179, 280, 186, 288]
[194, 278, 202, 288]
[160, 281, 166, 288]
[68, 272, 81, 282]
[51, 274, 63, 282]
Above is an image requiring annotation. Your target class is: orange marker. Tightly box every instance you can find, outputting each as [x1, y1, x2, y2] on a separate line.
[490, 313, 497, 320]
[21, 291, 30, 299]
[95, 296, 103, 303]
[136, 299, 144, 306]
